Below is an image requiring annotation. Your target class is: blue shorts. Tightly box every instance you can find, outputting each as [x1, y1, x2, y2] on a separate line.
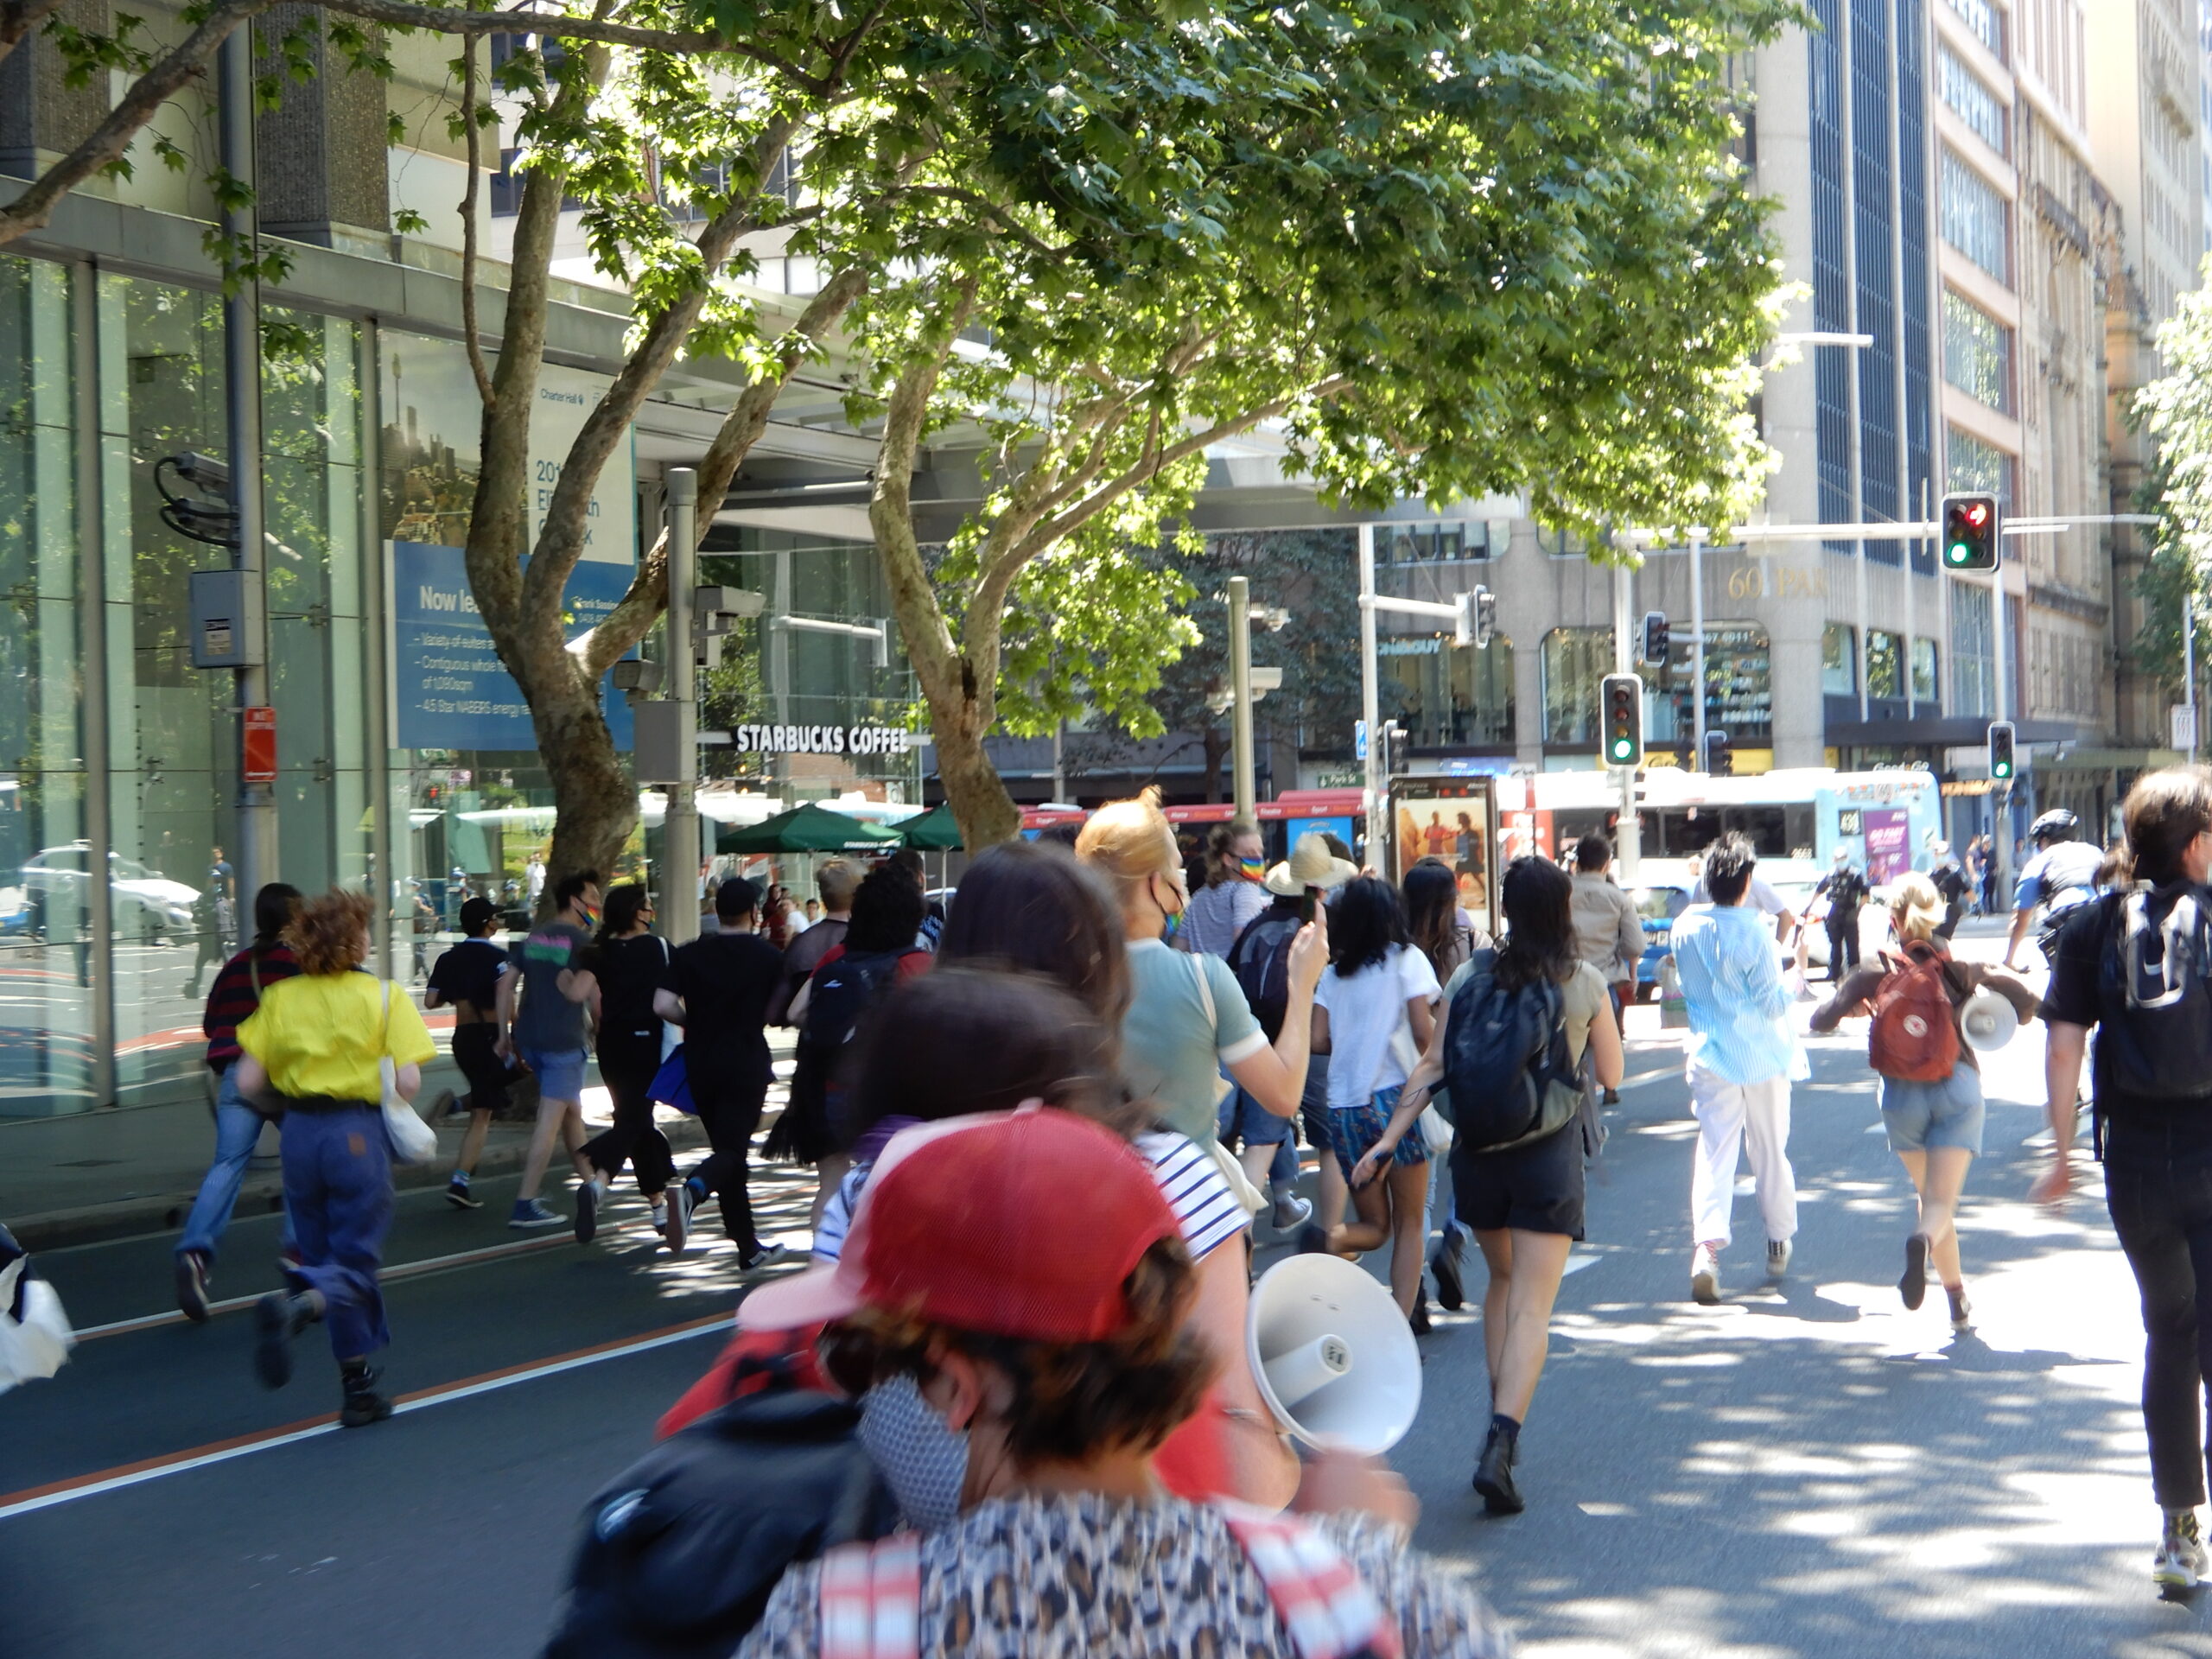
[519, 1046, 590, 1104]
[1217, 1084, 1295, 1149]
[1329, 1086, 1431, 1180]
[1879, 1067, 1985, 1155]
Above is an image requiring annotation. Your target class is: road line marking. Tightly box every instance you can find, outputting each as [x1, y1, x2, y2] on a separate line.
[0, 1315, 727, 1523]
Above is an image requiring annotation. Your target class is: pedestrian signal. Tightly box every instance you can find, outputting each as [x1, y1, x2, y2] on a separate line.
[1942, 493, 2001, 571]
[1453, 587, 1497, 649]
[1382, 719, 1408, 777]
[1601, 674, 1643, 768]
[1987, 720, 2015, 781]
[1703, 729, 1732, 776]
[1639, 611, 1670, 668]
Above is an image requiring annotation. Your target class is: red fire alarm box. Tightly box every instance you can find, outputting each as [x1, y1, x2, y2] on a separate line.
[243, 706, 277, 784]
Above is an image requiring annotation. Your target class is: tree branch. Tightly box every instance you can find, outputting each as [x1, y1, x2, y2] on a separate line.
[0, 0, 275, 249]
[458, 32, 494, 406]
[899, 185, 1076, 262]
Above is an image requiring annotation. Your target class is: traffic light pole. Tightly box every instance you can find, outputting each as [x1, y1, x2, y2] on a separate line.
[664, 469, 702, 946]
[1689, 529, 1707, 772]
[1228, 575, 1256, 823]
[1612, 566, 1639, 879]
[1357, 525, 1471, 871]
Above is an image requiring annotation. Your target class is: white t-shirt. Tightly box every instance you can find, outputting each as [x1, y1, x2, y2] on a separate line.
[1313, 944, 1441, 1109]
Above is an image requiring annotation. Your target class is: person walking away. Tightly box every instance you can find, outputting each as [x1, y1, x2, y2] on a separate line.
[574, 884, 679, 1243]
[499, 871, 602, 1235]
[731, 1108, 1513, 1659]
[1224, 836, 1360, 1230]
[1395, 855, 1621, 1513]
[183, 887, 230, 1000]
[657, 878, 796, 1270]
[174, 882, 302, 1321]
[1812, 874, 2037, 1329]
[2034, 766, 2212, 1592]
[1077, 791, 1325, 1161]
[1304, 876, 1440, 1328]
[773, 868, 931, 1227]
[1697, 856, 1800, 949]
[765, 859, 856, 1028]
[1672, 832, 1805, 1303]
[887, 849, 944, 949]
[2004, 807, 2105, 971]
[1928, 842, 1970, 940]
[1568, 835, 1643, 1104]
[1179, 818, 1269, 958]
[232, 889, 435, 1427]
[1815, 848, 1867, 982]
[1408, 855, 1491, 983]
[427, 896, 517, 1211]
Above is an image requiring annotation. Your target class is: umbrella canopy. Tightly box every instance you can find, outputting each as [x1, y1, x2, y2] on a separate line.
[715, 803, 906, 855]
[897, 802, 964, 851]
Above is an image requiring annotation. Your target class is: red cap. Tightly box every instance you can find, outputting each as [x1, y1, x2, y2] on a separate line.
[737, 1107, 1178, 1343]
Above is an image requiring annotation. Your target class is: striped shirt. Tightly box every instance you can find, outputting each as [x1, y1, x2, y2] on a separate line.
[200, 944, 300, 1072]
[1669, 902, 1805, 1086]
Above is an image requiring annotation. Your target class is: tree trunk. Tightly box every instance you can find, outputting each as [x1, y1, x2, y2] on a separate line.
[1202, 727, 1227, 804]
[934, 712, 1024, 849]
[530, 664, 636, 904]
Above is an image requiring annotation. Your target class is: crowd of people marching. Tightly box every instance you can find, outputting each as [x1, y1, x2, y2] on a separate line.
[23, 763, 2212, 1646]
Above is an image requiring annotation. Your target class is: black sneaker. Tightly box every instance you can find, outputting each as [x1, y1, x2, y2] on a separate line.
[663, 1182, 692, 1255]
[1294, 1223, 1330, 1256]
[1472, 1427, 1523, 1516]
[575, 1179, 602, 1246]
[175, 1251, 212, 1323]
[340, 1366, 393, 1428]
[1431, 1224, 1467, 1312]
[739, 1243, 798, 1274]
[444, 1177, 481, 1211]
[254, 1291, 315, 1390]
[1408, 1296, 1432, 1336]
[1899, 1233, 1929, 1311]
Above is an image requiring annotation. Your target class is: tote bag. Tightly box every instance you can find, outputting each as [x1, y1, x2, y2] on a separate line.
[380, 982, 442, 1165]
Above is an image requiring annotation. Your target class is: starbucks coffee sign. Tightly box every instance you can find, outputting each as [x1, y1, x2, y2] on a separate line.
[731, 722, 914, 756]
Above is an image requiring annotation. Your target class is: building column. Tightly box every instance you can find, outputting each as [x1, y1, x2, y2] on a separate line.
[254, 3, 391, 249]
[0, 0, 110, 180]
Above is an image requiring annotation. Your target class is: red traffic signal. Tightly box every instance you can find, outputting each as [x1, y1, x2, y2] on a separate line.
[1942, 493, 2001, 571]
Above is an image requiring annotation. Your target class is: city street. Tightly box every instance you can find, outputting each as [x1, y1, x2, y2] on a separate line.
[0, 923, 2195, 1659]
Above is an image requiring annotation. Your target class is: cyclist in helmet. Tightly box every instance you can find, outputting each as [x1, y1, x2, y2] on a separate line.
[2002, 808, 2104, 970]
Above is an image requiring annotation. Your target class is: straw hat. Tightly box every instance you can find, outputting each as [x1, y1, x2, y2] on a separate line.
[1263, 833, 1359, 896]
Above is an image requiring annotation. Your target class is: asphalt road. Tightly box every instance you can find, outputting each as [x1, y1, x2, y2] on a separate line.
[1, 926, 2203, 1659]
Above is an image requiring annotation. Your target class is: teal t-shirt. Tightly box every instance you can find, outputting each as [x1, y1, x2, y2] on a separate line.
[1122, 938, 1268, 1142]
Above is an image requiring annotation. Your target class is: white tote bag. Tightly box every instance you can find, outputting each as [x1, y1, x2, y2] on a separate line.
[0, 1251, 74, 1394]
[379, 982, 441, 1166]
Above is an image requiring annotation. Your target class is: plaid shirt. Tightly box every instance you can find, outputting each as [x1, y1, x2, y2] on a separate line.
[200, 944, 300, 1072]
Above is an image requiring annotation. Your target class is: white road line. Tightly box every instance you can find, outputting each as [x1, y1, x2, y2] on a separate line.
[0, 1318, 724, 1523]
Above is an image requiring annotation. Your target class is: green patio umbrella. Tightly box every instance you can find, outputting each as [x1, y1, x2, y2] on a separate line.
[896, 802, 963, 851]
[714, 803, 906, 855]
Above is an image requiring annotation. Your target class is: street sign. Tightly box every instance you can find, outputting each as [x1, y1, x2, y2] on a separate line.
[1354, 719, 1369, 761]
[2173, 703, 2198, 753]
[243, 706, 277, 784]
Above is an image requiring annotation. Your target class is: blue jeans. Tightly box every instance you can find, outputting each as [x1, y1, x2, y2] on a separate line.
[280, 1104, 395, 1362]
[177, 1067, 290, 1263]
[1217, 1083, 1299, 1195]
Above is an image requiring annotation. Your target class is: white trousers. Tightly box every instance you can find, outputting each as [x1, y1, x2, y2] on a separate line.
[1688, 1066, 1797, 1249]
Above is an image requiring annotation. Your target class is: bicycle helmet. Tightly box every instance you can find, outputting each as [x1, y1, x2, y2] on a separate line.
[2029, 808, 2079, 844]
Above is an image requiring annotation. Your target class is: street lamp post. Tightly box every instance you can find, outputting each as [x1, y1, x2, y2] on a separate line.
[664, 470, 702, 945]
[1229, 575, 1257, 823]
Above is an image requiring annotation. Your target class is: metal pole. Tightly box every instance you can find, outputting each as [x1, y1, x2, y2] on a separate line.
[1051, 719, 1066, 803]
[220, 26, 276, 902]
[1690, 529, 1707, 769]
[1836, 3, 1869, 728]
[1887, 0, 1914, 721]
[1229, 575, 1255, 822]
[1992, 566, 2012, 895]
[1612, 562, 1639, 878]
[1359, 524, 1383, 867]
[664, 469, 702, 944]
[2187, 592, 2199, 761]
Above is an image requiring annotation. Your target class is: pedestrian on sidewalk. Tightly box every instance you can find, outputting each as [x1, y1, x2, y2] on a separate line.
[234, 889, 434, 1427]
[1811, 873, 2037, 1329]
[732, 1107, 1511, 1659]
[1397, 854, 1622, 1514]
[1179, 818, 1269, 958]
[2034, 766, 2212, 1592]
[499, 871, 603, 1236]
[573, 884, 678, 1243]
[428, 895, 517, 1212]
[1568, 835, 1642, 1104]
[765, 860, 855, 1028]
[1305, 875, 1440, 1326]
[174, 881, 302, 1322]
[656, 877, 795, 1271]
[1672, 832, 1805, 1304]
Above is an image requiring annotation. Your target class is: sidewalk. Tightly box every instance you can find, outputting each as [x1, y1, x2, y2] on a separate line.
[0, 1046, 758, 1250]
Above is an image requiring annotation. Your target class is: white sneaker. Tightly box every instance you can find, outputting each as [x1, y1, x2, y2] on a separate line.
[1271, 1193, 1313, 1230]
[2155, 1510, 2208, 1591]
[1690, 1243, 1722, 1306]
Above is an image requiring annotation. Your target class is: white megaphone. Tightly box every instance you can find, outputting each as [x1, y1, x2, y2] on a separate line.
[1960, 986, 2018, 1052]
[1247, 1254, 1422, 1454]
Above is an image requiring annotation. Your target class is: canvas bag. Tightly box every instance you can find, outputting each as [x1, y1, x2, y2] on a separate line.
[1866, 943, 1960, 1083]
[380, 982, 442, 1165]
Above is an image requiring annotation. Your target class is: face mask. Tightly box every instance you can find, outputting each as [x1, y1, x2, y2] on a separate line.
[1238, 857, 1266, 882]
[857, 1373, 969, 1531]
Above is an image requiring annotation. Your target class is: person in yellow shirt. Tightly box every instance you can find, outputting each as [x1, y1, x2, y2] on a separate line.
[235, 888, 435, 1427]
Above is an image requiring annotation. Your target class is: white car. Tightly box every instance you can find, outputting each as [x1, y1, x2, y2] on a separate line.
[20, 843, 200, 939]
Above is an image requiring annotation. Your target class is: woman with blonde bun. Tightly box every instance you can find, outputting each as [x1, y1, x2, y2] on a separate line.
[1810, 871, 2037, 1326]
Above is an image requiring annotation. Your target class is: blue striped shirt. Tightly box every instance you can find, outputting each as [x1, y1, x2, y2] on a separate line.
[1670, 902, 1806, 1085]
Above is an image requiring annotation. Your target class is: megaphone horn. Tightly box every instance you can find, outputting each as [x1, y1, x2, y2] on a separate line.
[1247, 1254, 1422, 1455]
[1959, 986, 2018, 1052]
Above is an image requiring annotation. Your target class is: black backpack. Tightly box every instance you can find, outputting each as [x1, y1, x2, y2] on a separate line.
[1228, 910, 1303, 1041]
[543, 1390, 899, 1659]
[1440, 949, 1585, 1154]
[2095, 884, 2212, 1101]
[799, 949, 914, 1055]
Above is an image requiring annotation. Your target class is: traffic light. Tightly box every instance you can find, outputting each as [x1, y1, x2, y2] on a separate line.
[1703, 728, 1732, 777]
[1452, 586, 1497, 648]
[1601, 674, 1643, 768]
[1640, 611, 1670, 668]
[1382, 719, 1409, 777]
[1942, 492, 2002, 571]
[1987, 720, 2015, 781]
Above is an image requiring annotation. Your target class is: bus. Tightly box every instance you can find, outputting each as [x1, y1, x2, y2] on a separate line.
[1020, 790, 1365, 864]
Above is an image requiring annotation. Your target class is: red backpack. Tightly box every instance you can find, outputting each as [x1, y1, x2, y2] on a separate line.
[1867, 942, 1959, 1082]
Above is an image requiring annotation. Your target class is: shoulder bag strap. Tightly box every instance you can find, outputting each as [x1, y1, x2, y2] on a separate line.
[817, 1535, 923, 1659]
[1189, 947, 1217, 1039]
[1219, 1508, 1402, 1659]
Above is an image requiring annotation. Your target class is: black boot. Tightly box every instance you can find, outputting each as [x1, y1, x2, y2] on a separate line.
[253, 1291, 317, 1390]
[340, 1362, 393, 1428]
[1472, 1421, 1523, 1516]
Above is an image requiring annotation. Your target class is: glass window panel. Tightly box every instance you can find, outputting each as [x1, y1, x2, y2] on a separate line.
[1541, 627, 1611, 745]
[1950, 581, 1994, 716]
[1943, 0, 2002, 57]
[1940, 149, 2010, 283]
[1911, 638, 1940, 703]
[1867, 629, 1904, 699]
[1943, 290, 2013, 414]
[1939, 46, 2006, 154]
[1946, 423, 2017, 509]
[1381, 634, 1515, 747]
[1822, 623, 1857, 695]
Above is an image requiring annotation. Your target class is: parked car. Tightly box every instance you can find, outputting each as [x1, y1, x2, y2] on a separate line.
[1628, 857, 1826, 999]
[19, 843, 199, 941]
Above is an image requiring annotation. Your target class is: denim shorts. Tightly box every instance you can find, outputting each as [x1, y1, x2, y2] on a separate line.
[519, 1046, 590, 1104]
[1878, 1066, 1985, 1155]
[1217, 1084, 1295, 1149]
[1329, 1085, 1431, 1180]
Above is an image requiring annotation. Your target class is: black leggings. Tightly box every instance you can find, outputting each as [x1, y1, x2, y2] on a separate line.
[580, 1033, 673, 1196]
[2107, 1125, 2212, 1509]
[688, 1067, 770, 1254]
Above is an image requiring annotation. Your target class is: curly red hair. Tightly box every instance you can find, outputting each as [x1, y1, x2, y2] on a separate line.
[286, 888, 374, 976]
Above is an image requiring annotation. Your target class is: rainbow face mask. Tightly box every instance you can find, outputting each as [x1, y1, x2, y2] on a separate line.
[1239, 857, 1267, 882]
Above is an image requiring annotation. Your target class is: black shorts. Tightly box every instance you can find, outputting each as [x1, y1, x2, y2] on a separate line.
[1452, 1119, 1586, 1240]
[451, 1021, 511, 1113]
